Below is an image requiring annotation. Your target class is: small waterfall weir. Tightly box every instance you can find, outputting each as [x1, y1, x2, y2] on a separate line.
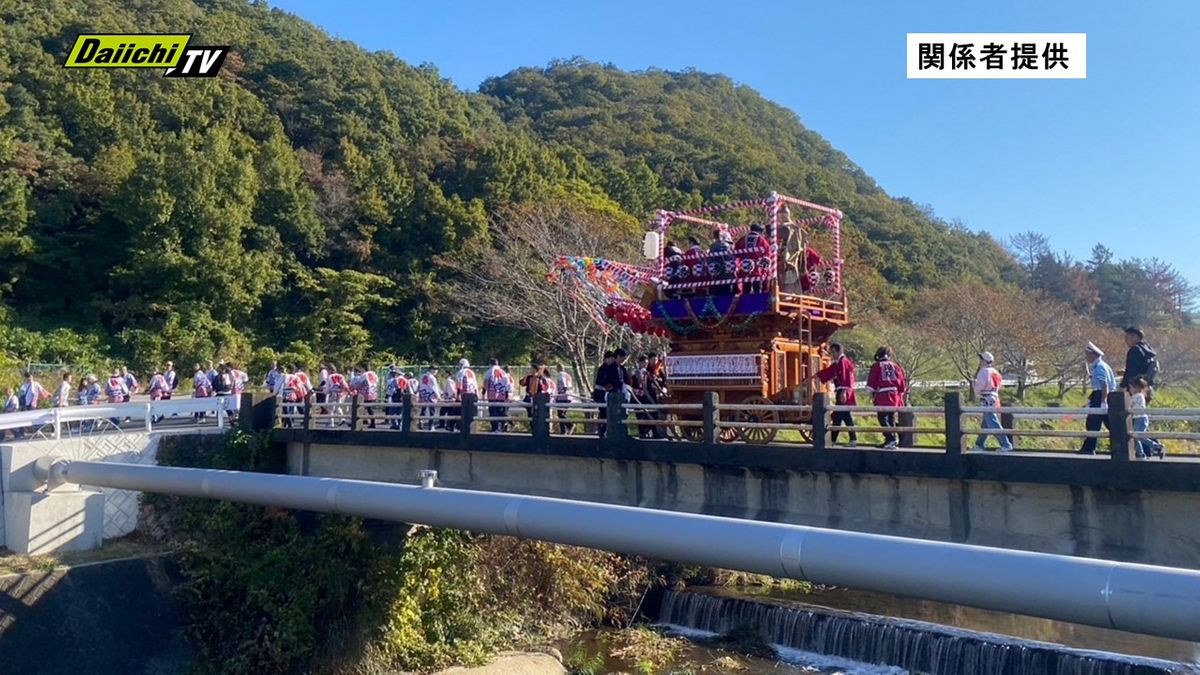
[656, 590, 1197, 675]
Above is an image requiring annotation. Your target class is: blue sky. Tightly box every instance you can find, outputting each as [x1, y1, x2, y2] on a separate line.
[270, 0, 1200, 282]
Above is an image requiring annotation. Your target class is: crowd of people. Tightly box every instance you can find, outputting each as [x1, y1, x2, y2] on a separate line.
[269, 359, 581, 432]
[589, 349, 667, 438]
[0, 325, 1170, 455]
[661, 224, 828, 297]
[0, 360, 252, 437]
[806, 325, 1164, 456]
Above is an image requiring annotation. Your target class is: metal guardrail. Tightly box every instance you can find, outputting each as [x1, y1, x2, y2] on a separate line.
[275, 391, 1200, 461]
[0, 397, 235, 438]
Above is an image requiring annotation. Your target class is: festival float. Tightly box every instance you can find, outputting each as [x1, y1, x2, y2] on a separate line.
[548, 192, 851, 442]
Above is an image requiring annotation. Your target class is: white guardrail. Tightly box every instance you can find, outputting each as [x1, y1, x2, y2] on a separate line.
[0, 397, 235, 438]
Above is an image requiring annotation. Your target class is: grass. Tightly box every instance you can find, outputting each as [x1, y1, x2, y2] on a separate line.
[0, 536, 168, 577]
[566, 627, 690, 675]
[608, 627, 690, 673]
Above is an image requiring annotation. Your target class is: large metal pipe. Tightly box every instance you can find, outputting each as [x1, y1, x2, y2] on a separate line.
[35, 458, 1200, 642]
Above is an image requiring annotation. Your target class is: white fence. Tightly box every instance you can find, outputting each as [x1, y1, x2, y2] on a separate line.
[0, 397, 235, 439]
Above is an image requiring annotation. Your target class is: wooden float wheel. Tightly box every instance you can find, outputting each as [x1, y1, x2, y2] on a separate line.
[670, 413, 704, 442]
[735, 395, 779, 444]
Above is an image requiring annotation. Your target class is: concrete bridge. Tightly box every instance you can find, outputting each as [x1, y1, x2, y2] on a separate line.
[4, 391, 1199, 571]
[275, 392, 1200, 570]
[3, 393, 1200, 647]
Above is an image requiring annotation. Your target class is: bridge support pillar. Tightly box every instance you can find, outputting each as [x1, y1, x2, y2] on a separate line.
[401, 394, 413, 436]
[702, 392, 718, 445]
[2, 445, 104, 554]
[461, 393, 478, 439]
[532, 393, 550, 444]
[605, 392, 627, 444]
[1108, 391, 1134, 462]
[242, 393, 276, 431]
[944, 392, 963, 457]
[899, 409, 915, 448]
[811, 392, 828, 451]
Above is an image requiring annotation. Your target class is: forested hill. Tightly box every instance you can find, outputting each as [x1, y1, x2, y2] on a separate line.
[0, 0, 1019, 373]
[480, 64, 1021, 302]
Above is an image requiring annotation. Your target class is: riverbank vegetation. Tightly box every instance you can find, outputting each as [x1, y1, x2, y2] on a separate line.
[139, 430, 808, 673]
[143, 430, 660, 673]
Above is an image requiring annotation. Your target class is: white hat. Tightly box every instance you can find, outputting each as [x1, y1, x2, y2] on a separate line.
[978, 351, 994, 364]
[458, 358, 470, 369]
[1085, 342, 1104, 356]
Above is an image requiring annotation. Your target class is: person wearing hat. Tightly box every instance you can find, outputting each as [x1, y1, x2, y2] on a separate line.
[454, 359, 478, 432]
[971, 351, 1012, 452]
[456, 359, 477, 395]
[866, 346, 907, 449]
[76, 374, 102, 433]
[1079, 342, 1117, 455]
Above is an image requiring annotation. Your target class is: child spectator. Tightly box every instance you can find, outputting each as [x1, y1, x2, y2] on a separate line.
[1130, 377, 1164, 459]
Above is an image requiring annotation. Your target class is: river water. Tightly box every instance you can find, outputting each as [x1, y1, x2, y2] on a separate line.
[758, 586, 1200, 665]
[560, 586, 1200, 674]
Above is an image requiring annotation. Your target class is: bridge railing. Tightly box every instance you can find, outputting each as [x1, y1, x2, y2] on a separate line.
[276, 391, 1200, 460]
[0, 397, 235, 439]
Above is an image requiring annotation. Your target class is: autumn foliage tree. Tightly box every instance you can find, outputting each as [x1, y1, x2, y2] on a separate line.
[914, 284, 1093, 399]
[440, 201, 664, 391]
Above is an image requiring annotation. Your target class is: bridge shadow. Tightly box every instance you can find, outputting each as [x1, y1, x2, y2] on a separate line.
[0, 554, 192, 674]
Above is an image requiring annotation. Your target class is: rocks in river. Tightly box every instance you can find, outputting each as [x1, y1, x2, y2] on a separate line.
[433, 650, 565, 675]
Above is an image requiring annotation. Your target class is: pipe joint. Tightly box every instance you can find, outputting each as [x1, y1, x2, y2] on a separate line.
[33, 456, 69, 489]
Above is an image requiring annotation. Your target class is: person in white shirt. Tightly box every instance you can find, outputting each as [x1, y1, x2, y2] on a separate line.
[1129, 377, 1164, 459]
[164, 361, 177, 399]
[55, 373, 72, 408]
[440, 372, 459, 432]
[4, 387, 21, 440]
[317, 364, 331, 418]
[19, 372, 49, 411]
[554, 365, 575, 435]
[971, 351, 1012, 452]
[264, 361, 280, 392]
[456, 359, 479, 432]
[18, 371, 50, 436]
[417, 367, 440, 430]
[120, 366, 139, 402]
[456, 359, 478, 395]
